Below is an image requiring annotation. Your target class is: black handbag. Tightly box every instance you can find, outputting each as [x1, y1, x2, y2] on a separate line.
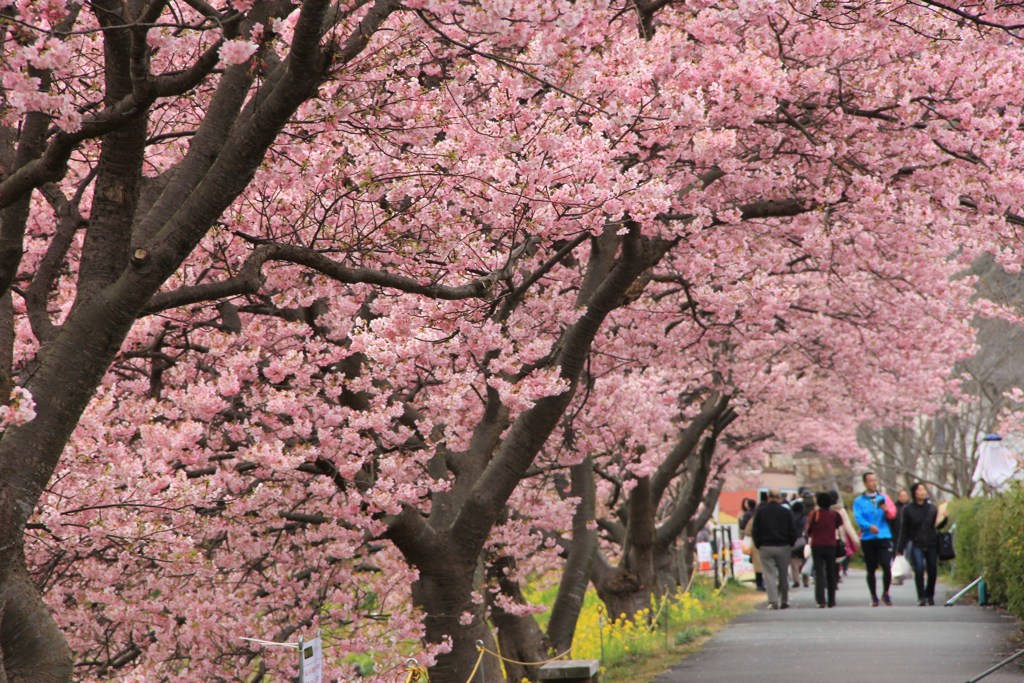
[937, 531, 956, 561]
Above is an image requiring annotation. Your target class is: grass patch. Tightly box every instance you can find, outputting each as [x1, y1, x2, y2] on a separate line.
[524, 578, 761, 683]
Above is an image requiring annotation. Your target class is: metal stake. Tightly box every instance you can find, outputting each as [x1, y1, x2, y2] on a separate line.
[945, 576, 984, 607]
[965, 648, 1024, 682]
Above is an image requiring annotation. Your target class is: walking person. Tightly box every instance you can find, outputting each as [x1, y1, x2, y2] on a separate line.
[828, 490, 859, 582]
[895, 482, 948, 606]
[752, 488, 797, 610]
[807, 491, 841, 608]
[853, 471, 896, 606]
[892, 488, 911, 585]
[790, 498, 808, 588]
[740, 498, 764, 591]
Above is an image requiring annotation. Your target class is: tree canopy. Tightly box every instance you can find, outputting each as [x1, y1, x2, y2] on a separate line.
[2, 0, 1024, 681]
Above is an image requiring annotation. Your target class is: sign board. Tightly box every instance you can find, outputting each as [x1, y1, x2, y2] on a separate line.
[696, 541, 713, 571]
[732, 539, 747, 565]
[300, 635, 323, 683]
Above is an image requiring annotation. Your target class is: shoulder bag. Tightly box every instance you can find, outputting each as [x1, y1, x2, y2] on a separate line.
[937, 530, 956, 561]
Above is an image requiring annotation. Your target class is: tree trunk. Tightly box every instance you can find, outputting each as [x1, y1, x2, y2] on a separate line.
[0, 544, 72, 683]
[547, 457, 597, 654]
[592, 562, 654, 624]
[412, 560, 502, 683]
[485, 556, 548, 682]
[594, 474, 665, 621]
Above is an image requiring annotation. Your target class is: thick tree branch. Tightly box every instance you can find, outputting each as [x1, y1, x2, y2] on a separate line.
[26, 185, 84, 342]
[958, 196, 1024, 227]
[144, 242, 522, 314]
[650, 391, 728, 506]
[655, 405, 736, 548]
[658, 197, 814, 224]
[916, 0, 1024, 33]
[450, 225, 662, 559]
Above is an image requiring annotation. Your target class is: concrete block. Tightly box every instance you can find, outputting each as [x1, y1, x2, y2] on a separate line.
[538, 659, 600, 682]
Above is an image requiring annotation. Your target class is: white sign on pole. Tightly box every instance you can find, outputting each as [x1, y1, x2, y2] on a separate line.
[696, 541, 713, 571]
[301, 635, 323, 683]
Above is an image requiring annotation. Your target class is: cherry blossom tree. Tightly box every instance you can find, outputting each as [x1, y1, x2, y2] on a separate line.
[5, 1, 1024, 682]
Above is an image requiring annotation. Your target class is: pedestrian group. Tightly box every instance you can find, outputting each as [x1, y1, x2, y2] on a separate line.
[739, 472, 950, 609]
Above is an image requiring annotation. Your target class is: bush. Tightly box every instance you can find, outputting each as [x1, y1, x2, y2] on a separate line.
[949, 496, 985, 584]
[996, 483, 1024, 617]
[949, 482, 1024, 619]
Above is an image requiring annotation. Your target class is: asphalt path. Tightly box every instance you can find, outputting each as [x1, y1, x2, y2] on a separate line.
[655, 568, 1023, 683]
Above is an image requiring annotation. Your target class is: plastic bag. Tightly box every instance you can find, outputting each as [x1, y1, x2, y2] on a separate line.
[891, 553, 912, 579]
[801, 556, 813, 577]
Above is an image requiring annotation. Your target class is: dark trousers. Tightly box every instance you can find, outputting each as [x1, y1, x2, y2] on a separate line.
[911, 543, 938, 600]
[812, 545, 838, 606]
[861, 538, 892, 599]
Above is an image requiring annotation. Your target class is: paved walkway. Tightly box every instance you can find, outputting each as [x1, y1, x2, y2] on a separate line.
[655, 568, 1023, 683]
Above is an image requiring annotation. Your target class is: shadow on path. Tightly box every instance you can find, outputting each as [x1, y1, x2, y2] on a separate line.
[654, 568, 1022, 683]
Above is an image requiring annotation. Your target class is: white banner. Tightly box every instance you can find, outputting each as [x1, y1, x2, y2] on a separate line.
[301, 635, 323, 683]
[696, 541, 713, 571]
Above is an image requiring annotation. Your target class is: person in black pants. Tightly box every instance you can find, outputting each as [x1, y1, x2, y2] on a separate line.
[895, 482, 947, 605]
[853, 472, 895, 606]
[807, 492, 841, 608]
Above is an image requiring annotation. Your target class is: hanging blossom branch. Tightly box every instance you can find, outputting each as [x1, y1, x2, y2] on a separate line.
[142, 239, 538, 314]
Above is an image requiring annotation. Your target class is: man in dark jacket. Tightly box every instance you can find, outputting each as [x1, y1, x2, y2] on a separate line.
[752, 488, 798, 609]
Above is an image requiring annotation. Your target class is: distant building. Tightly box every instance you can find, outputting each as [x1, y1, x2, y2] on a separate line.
[716, 448, 857, 524]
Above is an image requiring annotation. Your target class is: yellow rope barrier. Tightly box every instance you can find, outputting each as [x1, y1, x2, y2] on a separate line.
[681, 559, 699, 596]
[463, 645, 486, 683]
[476, 642, 573, 667]
[405, 637, 575, 683]
[402, 658, 430, 683]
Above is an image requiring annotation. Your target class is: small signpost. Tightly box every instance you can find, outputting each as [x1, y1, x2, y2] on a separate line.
[298, 633, 323, 683]
[241, 629, 322, 683]
[696, 541, 713, 572]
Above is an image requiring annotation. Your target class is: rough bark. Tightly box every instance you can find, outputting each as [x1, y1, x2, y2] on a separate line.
[411, 563, 503, 683]
[388, 226, 668, 683]
[0, 547, 72, 683]
[593, 396, 735, 619]
[0, 2, 400, 680]
[598, 476, 657, 620]
[546, 457, 597, 654]
[485, 556, 548, 683]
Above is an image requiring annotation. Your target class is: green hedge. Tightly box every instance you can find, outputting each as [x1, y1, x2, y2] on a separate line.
[949, 482, 1024, 616]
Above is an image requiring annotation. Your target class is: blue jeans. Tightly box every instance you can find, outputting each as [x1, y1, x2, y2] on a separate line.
[911, 543, 938, 600]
